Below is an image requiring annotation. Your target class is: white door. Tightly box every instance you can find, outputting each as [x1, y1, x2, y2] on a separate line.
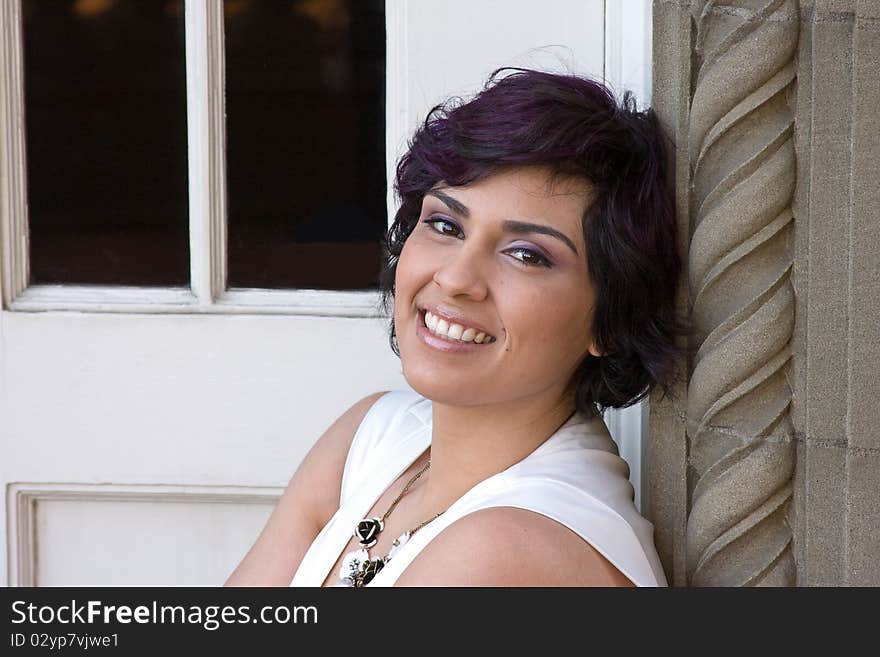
[0, 0, 651, 586]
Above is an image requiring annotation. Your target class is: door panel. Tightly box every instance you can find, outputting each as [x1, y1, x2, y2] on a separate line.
[31, 490, 275, 586]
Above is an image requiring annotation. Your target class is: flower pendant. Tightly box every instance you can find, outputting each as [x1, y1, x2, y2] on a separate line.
[353, 558, 385, 587]
[338, 548, 385, 587]
[338, 532, 411, 587]
[354, 517, 384, 548]
[339, 548, 370, 586]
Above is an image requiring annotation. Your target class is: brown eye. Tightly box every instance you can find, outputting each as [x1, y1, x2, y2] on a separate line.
[507, 246, 552, 268]
[423, 217, 463, 237]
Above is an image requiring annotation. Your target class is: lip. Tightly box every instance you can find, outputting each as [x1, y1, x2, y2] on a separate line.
[416, 309, 496, 353]
[417, 303, 496, 340]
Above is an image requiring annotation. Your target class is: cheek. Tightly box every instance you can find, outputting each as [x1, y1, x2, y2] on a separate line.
[394, 238, 421, 293]
[396, 236, 440, 287]
[394, 237, 436, 323]
[508, 285, 593, 355]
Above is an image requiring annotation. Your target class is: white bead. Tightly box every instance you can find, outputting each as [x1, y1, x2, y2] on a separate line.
[387, 532, 410, 560]
[339, 548, 369, 580]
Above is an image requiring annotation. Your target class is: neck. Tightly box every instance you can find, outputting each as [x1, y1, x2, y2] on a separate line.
[411, 388, 576, 514]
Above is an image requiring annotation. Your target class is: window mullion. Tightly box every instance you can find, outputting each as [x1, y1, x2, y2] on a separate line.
[185, 0, 227, 305]
[0, 0, 29, 308]
[385, 0, 409, 233]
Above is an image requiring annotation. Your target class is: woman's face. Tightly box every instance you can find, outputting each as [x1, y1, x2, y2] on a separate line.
[394, 165, 599, 408]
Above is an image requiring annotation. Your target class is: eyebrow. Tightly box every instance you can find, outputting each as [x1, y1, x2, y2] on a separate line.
[425, 189, 580, 256]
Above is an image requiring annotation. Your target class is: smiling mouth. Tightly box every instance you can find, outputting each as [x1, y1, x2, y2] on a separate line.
[418, 309, 497, 344]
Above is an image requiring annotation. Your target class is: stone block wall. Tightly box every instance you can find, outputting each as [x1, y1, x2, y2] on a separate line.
[649, 0, 880, 586]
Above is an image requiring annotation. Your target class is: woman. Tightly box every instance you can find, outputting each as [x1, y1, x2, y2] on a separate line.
[226, 68, 681, 587]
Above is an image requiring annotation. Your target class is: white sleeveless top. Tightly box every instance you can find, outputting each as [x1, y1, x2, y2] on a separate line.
[290, 390, 668, 587]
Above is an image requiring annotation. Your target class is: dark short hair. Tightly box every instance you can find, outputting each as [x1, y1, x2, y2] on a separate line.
[378, 67, 683, 418]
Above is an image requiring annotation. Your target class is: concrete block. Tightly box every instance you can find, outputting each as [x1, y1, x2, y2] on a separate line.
[846, 450, 880, 585]
[804, 11, 853, 449]
[802, 441, 847, 584]
[849, 13, 880, 450]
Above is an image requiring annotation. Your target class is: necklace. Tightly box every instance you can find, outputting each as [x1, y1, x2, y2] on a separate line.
[339, 459, 443, 587]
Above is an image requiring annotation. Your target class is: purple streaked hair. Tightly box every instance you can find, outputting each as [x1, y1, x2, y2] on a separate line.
[378, 67, 684, 417]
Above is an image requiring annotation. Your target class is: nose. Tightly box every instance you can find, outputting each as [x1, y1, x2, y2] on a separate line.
[432, 243, 489, 301]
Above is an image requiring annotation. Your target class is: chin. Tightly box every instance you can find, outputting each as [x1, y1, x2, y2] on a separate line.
[397, 313, 500, 404]
[400, 365, 492, 407]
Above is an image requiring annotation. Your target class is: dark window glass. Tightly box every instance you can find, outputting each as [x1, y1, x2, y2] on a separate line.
[22, 0, 189, 286]
[225, 0, 386, 290]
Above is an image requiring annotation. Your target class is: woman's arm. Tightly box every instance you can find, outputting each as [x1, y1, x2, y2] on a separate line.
[224, 390, 389, 586]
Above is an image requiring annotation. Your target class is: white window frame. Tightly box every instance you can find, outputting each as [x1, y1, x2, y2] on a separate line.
[602, 0, 654, 515]
[0, 0, 385, 317]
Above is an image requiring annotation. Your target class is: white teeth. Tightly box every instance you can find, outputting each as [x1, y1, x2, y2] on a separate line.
[423, 311, 494, 344]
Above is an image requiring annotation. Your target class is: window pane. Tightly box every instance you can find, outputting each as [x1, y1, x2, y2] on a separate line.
[23, 0, 189, 286]
[225, 0, 386, 290]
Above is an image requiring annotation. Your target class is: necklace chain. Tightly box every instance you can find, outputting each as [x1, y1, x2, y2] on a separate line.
[380, 458, 431, 523]
[342, 458, 444, 587]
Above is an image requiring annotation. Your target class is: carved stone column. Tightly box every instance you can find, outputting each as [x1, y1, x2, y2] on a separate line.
[686, 0, 799, 586]
[650, 0, 800, 586]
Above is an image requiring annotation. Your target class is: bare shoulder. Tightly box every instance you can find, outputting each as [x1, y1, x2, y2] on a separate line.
[296, 389, 392, 526]
[224, 390, 390, 587]
[393, 507, 635, 587]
